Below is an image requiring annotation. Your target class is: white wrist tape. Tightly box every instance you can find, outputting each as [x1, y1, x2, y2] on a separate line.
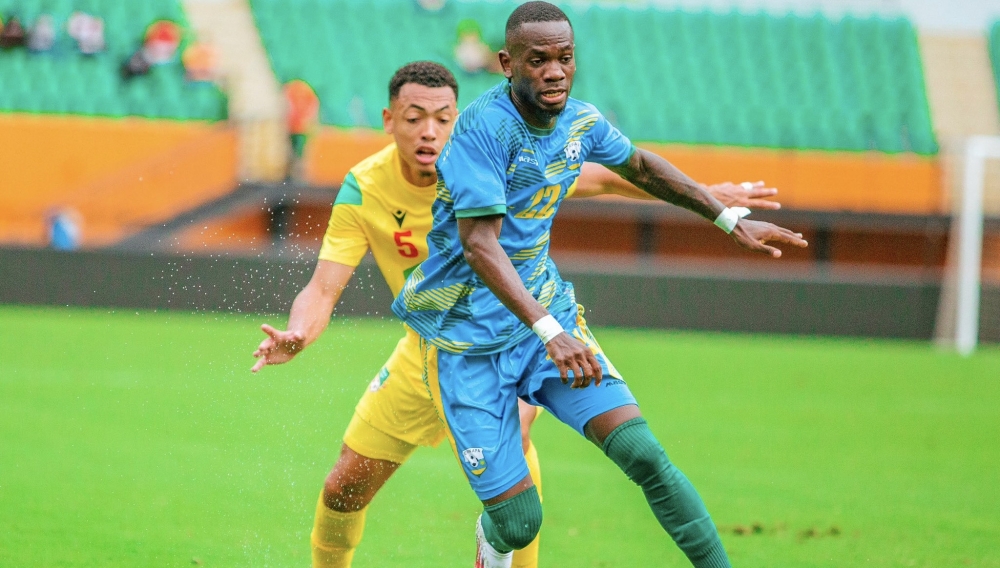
[713, 207, 751, 233]
[531, 315, 565, 345]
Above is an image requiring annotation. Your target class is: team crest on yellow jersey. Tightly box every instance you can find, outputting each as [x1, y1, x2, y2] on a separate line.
[462, 447, 487, 476]
[368, 367, 389, 392]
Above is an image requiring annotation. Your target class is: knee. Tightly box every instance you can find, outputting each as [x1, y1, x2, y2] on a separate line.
[322, 473, 374, 513]
[604, 420, 675, 486]
[628, 443, 674, 485]
[485, 489, 543, 550]
[492, 509, 542, 550]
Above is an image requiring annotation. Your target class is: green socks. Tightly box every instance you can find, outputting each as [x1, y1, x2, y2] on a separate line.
[602, 417, 731, 568]
[481, 485, 543, 553]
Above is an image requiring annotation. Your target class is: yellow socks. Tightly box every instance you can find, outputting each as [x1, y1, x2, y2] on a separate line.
[512, 440, 543, 568]
[311, 493, 367, 568]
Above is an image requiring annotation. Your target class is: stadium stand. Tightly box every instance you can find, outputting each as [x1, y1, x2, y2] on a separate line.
[0, 0, 226, 120]
[250, 0, 936, 154]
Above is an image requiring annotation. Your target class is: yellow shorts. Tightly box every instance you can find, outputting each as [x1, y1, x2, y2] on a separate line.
[343, 326, 447, 464]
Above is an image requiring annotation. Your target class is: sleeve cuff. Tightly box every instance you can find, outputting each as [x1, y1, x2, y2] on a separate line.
[454, 204, 507, 218]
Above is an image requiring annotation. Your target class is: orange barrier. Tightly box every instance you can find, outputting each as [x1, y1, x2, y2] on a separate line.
[643, 143, 944, 215]
[305, 127, 944, 215]
[0, 114, 237, 246]
[306, 127, 392, 187]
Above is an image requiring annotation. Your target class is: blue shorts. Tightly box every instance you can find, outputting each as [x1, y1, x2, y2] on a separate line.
[420, 304, 637, 501]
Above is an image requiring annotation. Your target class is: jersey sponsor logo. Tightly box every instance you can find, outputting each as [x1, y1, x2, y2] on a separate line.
[368, 367, 390, 392]
[392, 209, 407, 228]
[518, 154, 539, 166]
[565, 139, 582, 162]
[462, 447, 488, 476]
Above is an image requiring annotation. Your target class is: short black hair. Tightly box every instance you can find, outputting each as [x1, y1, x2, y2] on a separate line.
[505, 1, 570, 42]
[388, 61, 458, 102]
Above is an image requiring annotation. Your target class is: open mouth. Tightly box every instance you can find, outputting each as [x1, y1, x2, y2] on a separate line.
[414, 146, 438, 166]
[539, 89, 566, 106]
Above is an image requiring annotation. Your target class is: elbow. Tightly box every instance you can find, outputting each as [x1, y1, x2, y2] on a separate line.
[461, 237, 487, 268]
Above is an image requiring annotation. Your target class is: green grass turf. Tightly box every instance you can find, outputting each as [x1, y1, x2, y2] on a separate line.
[2, 305, 999, 567]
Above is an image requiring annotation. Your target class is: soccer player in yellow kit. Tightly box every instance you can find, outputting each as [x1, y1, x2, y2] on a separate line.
[250, 61, 779, 568]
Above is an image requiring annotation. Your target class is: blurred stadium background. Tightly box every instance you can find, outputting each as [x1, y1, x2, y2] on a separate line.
[1, 0, 1000, 345]
[2, 0, 1000, 566]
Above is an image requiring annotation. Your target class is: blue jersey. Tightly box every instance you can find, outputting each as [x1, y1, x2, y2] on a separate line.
[390, 82, 635, 355]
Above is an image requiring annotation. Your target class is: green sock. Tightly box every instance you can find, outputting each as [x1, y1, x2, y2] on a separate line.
[481, 485, 543, 554]
[603, 418, 730, 568]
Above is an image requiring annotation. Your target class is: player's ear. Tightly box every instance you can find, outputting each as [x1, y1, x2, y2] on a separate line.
[382, 107, 393, 134]
[498, 49, 513, 80]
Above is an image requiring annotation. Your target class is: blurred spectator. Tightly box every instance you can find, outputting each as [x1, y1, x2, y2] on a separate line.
[48, 209, 82, 251]
[416, 0, 447, 11]
[27, 14, 55, 53]
[144, 20, 181, 65]
[284, 79, 319, 181]
[0, 16, 27, 49]
[120, 49, 151, 80]
[67, 12, 104, 55]
[182, 42, 219, 84]
[453, 19, 499, 74]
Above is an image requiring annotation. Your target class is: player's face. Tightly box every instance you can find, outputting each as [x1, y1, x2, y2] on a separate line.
[500, 21, 575, 128]
[383, 84, 457, 186]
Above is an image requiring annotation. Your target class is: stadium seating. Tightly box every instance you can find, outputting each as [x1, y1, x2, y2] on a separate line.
[991, 21, 1000, 114]
[250, 0, 936, 154]
[0, 0, 226, 120]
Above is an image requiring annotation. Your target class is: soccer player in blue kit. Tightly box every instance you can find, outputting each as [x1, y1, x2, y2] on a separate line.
[391, 3, 809, 566]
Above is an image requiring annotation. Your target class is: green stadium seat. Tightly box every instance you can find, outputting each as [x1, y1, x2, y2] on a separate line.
[248, 0, 936, 154]
[0, 0, 227, 121]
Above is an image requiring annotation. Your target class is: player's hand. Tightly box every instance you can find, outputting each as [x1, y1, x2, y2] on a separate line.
[545, 333, 603, 389]
[251, 324, 306, 372]
[729, 219, 808, 258]
[708, 181, 781, 210]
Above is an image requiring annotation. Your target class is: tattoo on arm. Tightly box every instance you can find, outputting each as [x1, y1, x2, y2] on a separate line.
[608, 148, 726, 221]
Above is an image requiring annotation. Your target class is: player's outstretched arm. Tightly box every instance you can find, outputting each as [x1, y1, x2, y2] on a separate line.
[458, 215, 602, 388]
[251, 259, 354, 372]
[608, 149, 807, 257]
[573, 163, 781, 210]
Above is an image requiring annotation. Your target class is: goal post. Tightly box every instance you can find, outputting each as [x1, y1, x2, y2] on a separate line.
[937, 136, 1000, 356]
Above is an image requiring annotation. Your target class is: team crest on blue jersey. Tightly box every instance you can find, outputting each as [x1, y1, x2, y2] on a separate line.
[462, 447, 487, 476]
[565, 139, 582, 162]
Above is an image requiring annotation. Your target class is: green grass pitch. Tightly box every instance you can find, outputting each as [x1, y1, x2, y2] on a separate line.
[2, 305, 999, 567]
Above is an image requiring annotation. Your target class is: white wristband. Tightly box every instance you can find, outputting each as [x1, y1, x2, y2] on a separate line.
[531, 315, 565, 345]
[713, 207, 751, 233]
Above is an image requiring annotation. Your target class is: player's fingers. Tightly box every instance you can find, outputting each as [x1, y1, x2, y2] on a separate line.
[558, 360, 569, 384]
[770, 227, 808, 247]
[749, 199, 781, 210]
[577, 357, 592, 389]
[251, 357, 267, 373]
[589, 352, 604, 387]
[743, 234, 782, 257]
[571, 361, 585, 388]
[575, 353, 594, 389]
[261, 324, 282, 341]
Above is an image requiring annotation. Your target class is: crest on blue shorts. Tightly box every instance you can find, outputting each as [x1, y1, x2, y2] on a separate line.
[462, 447, 487, 476]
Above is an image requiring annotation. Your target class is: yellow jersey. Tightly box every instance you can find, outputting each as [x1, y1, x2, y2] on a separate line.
[318, 142, 576, 297]
[318, 144, 437, 296]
